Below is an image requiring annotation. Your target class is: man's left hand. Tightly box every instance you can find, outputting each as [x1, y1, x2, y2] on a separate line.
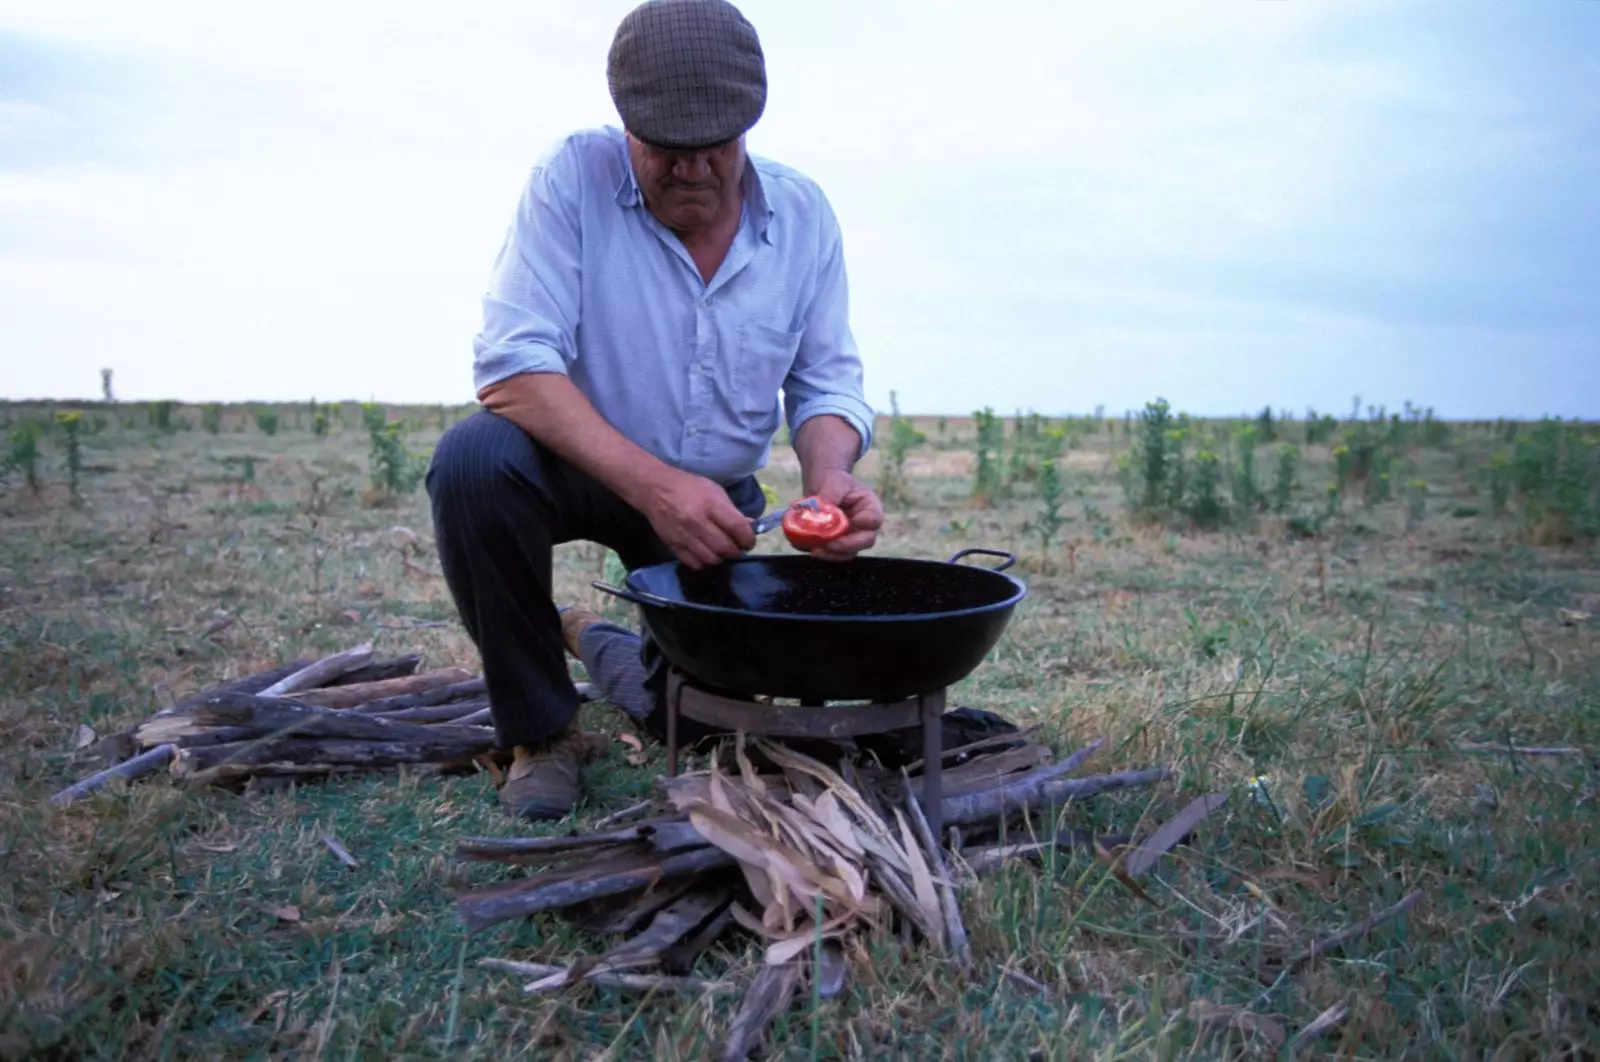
[801, 470, 883, 560]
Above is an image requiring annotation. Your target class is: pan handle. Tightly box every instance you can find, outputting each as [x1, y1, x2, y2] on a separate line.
[946, 548, 1017, 572]
[590, 580, 678, 610]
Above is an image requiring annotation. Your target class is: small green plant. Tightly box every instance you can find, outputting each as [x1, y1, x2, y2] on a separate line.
[971, 407, 1004, 505]
[1486, 451, 1513, 515]
[148, 400, 177, 434]
[55, 411, 83, 504]
[312, 409, 330, 436]
[1025, 456, 1068, 554]
[1135, 398, 1176, 515]
[201, 404, 222, 434]
[1188, 449, 1225, 528]
[876, 391, 925, 509]
[1272, 443, 1300, 513]
[1405, 479, 1429, 531]
[5, 420, 44, 491]
[364, 403, 429, 501]
[1233, 425, 1262, 516]
[255, 409, 280, 436]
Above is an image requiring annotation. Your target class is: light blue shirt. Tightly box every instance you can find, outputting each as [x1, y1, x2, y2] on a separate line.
[472, 126, 874, 486]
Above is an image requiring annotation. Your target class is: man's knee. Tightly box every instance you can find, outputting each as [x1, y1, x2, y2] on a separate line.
[427, 410, 539, 511]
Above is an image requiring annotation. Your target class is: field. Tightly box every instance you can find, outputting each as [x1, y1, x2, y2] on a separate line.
[2, 397, 1598, 1059]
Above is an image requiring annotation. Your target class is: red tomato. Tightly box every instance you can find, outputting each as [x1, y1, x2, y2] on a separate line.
[780, 496, 850, 551]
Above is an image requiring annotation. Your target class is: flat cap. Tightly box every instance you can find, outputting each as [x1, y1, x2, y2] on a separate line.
[606, 0, 766, 150]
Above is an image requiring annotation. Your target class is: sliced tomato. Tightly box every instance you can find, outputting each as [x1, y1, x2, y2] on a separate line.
[781, 496, 850, 551]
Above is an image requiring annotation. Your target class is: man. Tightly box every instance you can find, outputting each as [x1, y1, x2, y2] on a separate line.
[426, 0, 883, 821]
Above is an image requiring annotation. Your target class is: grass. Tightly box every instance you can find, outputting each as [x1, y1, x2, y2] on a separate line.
[1, 401, 1598, 1058]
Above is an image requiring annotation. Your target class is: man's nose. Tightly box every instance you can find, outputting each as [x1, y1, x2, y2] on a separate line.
[672, 153, 712, 181]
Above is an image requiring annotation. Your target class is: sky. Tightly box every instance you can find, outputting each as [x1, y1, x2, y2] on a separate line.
[1, 0, 1597, 420]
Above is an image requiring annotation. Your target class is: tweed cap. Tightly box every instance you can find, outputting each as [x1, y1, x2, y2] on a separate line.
[606, 0, 766, 150]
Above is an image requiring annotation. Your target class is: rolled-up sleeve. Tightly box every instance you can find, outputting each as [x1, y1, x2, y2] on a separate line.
[471, 140, 585, 395]
[782, 205, 875, 459]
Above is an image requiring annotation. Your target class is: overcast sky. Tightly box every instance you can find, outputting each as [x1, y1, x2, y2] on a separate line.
[2, 0, 1597, 420]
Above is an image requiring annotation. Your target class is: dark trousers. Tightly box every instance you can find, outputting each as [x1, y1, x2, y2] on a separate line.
[425, 410, 765, 749]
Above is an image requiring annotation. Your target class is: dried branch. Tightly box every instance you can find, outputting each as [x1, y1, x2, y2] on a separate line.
[287, 667, 474, 709]
[50, 744, 177, 806]
[478, 958, 733, 996]
[1286, 890, 1423, 970]
[325, 653, 423, 686]
[941, 765, 1169, 827]
[454, 845, 734, 931]
[349, 678, 487, 714]
[1288, 1001, 1351, 1053]
[256, 643, 375, 697]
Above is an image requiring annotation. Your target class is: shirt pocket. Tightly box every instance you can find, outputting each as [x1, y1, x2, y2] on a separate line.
[736, 321, 802, 416]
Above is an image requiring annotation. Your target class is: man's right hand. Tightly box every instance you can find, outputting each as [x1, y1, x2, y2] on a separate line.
[641, 467, 757, 569]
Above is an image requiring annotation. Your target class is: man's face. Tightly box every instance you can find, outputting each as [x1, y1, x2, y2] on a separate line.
[626, 132, 746, 233]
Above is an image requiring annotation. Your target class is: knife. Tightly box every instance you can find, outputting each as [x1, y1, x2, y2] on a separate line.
[751, 497, 819, 536]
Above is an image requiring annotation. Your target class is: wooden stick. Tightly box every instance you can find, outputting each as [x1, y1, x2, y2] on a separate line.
[173, 734, 497, 776]
[595, 801, 653, 829]
[454, 845, 733, 931]
[368, 699, 489, 724]
[50, 744, 177, 806]
[324, 654, 422, 686]
[286, 668, 474, 709]
[477, 958, 733, 996]
[163, 697, 494, 745]
[256, 643, 374, 697]
[1286, 890, 1423, 970]
[455, 819, 709, 861]
[1456, 743, 1584, 757]
[941, 765, 1169, 828]
[349, 678, 487, 714]
[1288, 1002, 1351, 1053]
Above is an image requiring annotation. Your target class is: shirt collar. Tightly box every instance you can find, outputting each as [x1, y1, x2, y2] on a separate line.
[614, 142, 774, 245]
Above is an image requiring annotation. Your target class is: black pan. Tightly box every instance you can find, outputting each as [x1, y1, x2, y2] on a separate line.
[592, 548, 1026, 702]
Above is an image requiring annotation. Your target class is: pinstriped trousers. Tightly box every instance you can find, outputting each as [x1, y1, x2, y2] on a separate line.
[426, 410, 765, 749]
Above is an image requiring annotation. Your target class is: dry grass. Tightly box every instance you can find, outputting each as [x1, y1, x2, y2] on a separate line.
[1, 401, 1597, 1058]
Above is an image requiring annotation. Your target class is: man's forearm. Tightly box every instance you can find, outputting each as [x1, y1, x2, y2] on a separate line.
[478, 372, 669, 510]
[793, 414, 863, 495]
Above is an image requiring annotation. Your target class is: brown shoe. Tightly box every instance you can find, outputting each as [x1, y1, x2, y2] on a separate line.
[498, 720, 587, 821]
[559, 606, 605, 658]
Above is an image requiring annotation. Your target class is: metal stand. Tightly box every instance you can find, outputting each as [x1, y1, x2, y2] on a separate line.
[664, 668, 947, 841]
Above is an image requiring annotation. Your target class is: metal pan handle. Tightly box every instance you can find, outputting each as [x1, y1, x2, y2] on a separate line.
[946, 548, 1017, 572]
[590, 580, 678, 610]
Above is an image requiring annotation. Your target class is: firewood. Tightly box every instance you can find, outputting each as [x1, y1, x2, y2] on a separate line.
[255, 643, 375, 697]
[348, 678, 487, 714]
[456, 819, 709, 863]
[940, 763, 1169, 828]
[324, 654, 423, 686]
[50, 744, 177, 806]
[286, 668, 474, 709]
[454, 845, 734, 931]
[367, 699, 490, 723]
[172, 733, 496, 776]
[478, 958, 733, 996]
[156, 697, 493, 745]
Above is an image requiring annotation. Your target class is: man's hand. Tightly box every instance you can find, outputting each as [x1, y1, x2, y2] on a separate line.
[641, 467, 757, 569]
[800, 469, 883, 561]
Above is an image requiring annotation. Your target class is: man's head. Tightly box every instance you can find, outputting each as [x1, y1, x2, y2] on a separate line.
[607, 0, 765, 229]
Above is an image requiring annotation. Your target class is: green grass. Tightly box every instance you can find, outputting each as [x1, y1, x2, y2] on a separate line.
[2, 402, 1598, 1058]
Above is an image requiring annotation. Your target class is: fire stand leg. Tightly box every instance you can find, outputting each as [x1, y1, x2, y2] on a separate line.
[665, 674, 681, 778]
[921, 690, 945, 843]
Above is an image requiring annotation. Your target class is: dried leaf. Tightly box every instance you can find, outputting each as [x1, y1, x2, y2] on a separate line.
[1124, 792, 1228, 878]
[196, 841, 238, 853]
[321, 831, 359, 869]
[617, 732, 648, 767]
[73, 724, 97, 750]
[273, 905, 302, 923]
[893, 808, 944, 942]
[1186, 1000, 1285, 1048]
[765, 927, 840, 966]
